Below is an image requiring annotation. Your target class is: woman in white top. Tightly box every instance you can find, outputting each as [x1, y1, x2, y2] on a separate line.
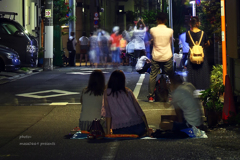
[79, 70, 105, 131]
[79, 31, 89, 67]
[133, 19, 146, 58]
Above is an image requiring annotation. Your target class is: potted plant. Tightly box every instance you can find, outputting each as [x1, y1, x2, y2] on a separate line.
[200, 65, 225, 126]
[38, 47, 44, 67]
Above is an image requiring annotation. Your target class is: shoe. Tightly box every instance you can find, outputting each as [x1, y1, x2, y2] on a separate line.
[148, 97, 155, 102]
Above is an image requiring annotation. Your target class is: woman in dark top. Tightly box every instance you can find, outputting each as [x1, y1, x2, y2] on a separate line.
[186, 17, 210, 90]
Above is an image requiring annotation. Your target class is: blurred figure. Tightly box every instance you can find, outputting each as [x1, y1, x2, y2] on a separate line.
[135, 53, 151, 74]
[110, 26, 122, 67]
[179, 31, 189, 69]
[144, 26, 152, 59]
[89, 32, 98, 67]
[79, 70, 105, 131]
[79, 31, 89, 67]
[133, 19, 146, 59]
[120, 37, 127, 65]
[68, 32, 77, 66]
[98, 30, 109, 67]
[101, 70, 149, 136]
[159, 75, 204, 131]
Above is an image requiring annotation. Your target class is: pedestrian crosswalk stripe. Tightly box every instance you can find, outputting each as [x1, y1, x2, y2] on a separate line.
[16, 89, 80, 99]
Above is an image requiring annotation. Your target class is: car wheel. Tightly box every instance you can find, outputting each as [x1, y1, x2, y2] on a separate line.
[0, 58, 5, 72]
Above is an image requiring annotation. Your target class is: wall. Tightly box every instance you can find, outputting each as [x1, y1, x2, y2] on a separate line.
[0, 0, 23, 24]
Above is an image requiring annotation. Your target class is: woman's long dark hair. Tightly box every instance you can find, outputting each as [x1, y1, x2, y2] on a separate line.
[107, 70, 127, 97]
[85, 70, 105, 96]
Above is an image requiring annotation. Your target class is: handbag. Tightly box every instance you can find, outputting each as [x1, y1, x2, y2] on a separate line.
[87, 118, 105, 139]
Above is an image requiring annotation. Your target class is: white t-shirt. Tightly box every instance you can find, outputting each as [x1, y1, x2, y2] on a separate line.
[79, 36, 89, 46]
[135, 56, 149, 71]
[133, 26, 146, 50]
[171, 84, 203, 127]
[150, 24, 173, 62]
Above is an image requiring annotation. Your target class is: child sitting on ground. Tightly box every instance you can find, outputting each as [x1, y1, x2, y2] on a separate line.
[79, 70, 105, 131]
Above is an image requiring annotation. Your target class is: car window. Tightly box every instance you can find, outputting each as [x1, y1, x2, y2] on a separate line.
[0, 23, 20, 35]
[0, 26, 7, 34]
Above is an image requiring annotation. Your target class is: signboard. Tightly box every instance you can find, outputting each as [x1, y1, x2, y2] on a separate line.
[196, 0, 201, 6]
[94, 12, 99, 18]
[45, 9, 51, 18]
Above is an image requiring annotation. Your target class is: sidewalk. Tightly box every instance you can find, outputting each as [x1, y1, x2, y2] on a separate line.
[0, 67, 43, 85]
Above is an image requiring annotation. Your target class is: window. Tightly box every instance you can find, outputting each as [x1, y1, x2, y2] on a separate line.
[0, 23, 20, 35]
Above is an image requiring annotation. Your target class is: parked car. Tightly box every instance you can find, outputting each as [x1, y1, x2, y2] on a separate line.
[0, 45, 20, 72]
[0, 12, 38, 67]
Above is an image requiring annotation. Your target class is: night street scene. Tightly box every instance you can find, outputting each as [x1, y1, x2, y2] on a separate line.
[0, 0, 240, 159]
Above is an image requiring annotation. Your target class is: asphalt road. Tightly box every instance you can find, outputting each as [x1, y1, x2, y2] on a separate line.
[0, 66, 240, 160]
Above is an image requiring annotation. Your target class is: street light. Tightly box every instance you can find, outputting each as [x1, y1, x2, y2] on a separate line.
[189, 1, 196, 16]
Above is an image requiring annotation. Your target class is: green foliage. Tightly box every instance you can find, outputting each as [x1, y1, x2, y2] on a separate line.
[53, 0, 75, 26]
[200, 65, 224, 112]
[210, 65, 225, 94]
[198, 0, 221, 40]
[141, 10, 161, 26]
[38, 47, 44, 59]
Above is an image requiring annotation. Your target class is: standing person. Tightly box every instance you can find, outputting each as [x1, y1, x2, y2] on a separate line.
[144, 26, 152, 59]
[101, 70, 149, 136]
[133, 19, 146, 60]
[79, 31, 89, 67]
[79, 70, 105, 131]
[98, 31, 109, 67]
[110, 26, 122, 67]
[68, 32, 77, 66]
[148, 12, 174, 102]
[186, 17, 210, 90]
[89, 32, 98, 67]
[179, 31, 190, 69]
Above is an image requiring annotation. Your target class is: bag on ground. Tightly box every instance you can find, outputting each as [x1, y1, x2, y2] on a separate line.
[188, 31, 204, 64]
[155, 76, 169, 102]
[87, 118, 105, 139]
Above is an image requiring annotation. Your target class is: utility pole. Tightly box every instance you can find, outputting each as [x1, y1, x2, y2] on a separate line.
[44, 0, 53, 71]
[221, 0, 227, 84]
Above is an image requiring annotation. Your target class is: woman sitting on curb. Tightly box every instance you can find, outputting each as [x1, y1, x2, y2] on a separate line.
[101, 70, 149, 136]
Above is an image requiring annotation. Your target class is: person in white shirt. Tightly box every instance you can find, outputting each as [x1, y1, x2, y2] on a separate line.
[79, 31, 89, 67]
[135, 55, 151, 74]
[148, 12, 174, 102]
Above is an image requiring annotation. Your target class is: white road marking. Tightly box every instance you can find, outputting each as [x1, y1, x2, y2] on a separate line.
[16, 89, 80, 99]
[67, 71, 109, 75]
[80, 68, 111, 70]
[133, 74, 145, 98]
[49, 102, 68, 105]
[101, 141, 120, 160]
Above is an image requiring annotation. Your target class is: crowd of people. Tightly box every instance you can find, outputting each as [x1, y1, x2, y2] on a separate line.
[76, 12, 211, 137]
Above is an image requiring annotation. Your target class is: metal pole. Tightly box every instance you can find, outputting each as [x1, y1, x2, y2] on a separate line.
[44, 0, 53, 71]
[189, 1, 196, 16]
[221, 0, 227, 84]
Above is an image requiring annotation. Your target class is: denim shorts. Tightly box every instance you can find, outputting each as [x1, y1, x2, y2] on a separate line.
[112, 122, 146, 136]
[112, 47, 121, 63]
